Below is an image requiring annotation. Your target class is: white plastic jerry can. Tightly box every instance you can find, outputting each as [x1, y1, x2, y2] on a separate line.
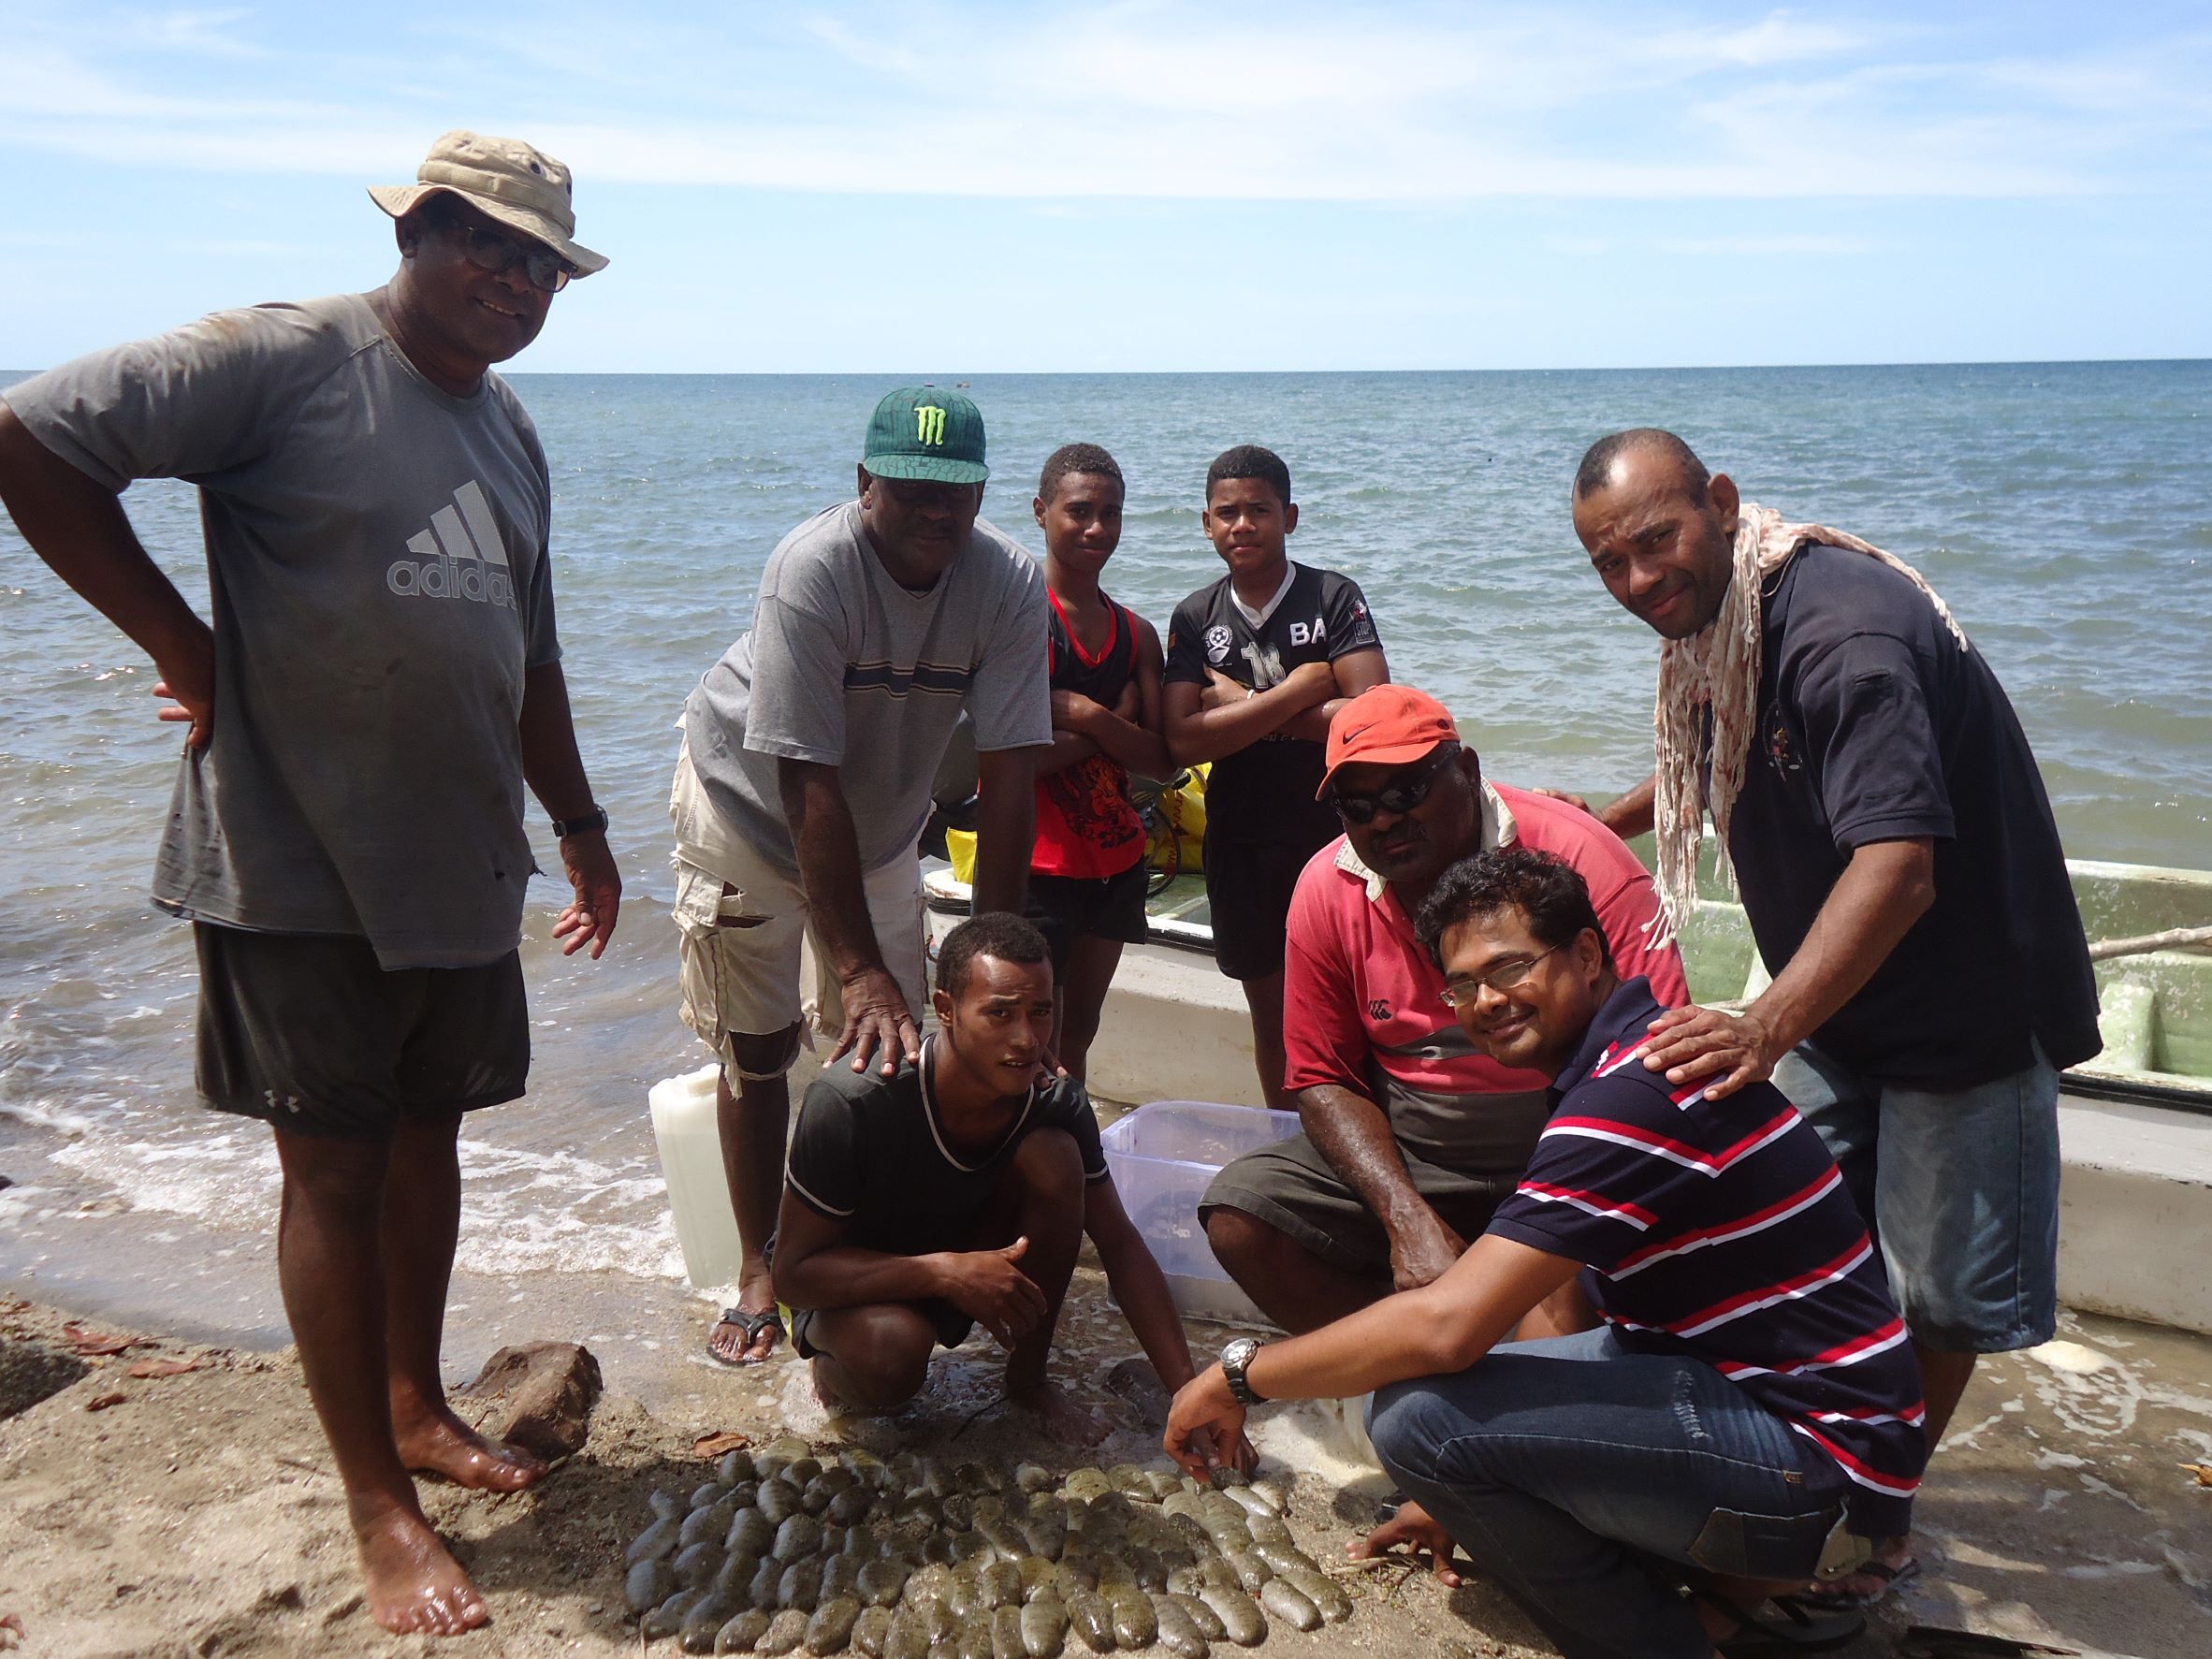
[648, 1064, 747, 1291]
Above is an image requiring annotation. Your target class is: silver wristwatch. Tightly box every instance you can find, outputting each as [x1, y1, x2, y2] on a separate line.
[1220, 1336, 1266, 1405]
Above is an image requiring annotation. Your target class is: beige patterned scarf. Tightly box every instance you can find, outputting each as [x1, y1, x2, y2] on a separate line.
[1652, 503, 1969, 925]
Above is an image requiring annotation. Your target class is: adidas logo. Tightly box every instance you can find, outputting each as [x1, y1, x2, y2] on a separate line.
[385, 481, 518, 610]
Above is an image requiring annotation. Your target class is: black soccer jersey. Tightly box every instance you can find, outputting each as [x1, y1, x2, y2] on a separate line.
[1164, 562, 1382, 848]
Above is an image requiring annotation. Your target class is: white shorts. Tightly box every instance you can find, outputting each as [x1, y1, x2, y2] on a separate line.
[668, 744, 928, 1075]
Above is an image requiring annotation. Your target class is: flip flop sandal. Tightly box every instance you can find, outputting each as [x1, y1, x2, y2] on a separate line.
[707, 1305, 785, 1367]
[1787, 1552, 1922, 1612]
[1705, 1591, 1867, 1655]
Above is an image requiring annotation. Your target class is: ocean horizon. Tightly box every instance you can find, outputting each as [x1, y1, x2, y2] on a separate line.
[4, 357, 2207, 1341]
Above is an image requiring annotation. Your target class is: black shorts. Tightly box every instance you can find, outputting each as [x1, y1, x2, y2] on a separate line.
[789, 1300, 975, 1361]
[1025, 860, 1149, 974]
[1203, 837, 1318, 982]
[194, 924, 530, 1141]
[1197, 1131, 1516, 1280]
[760, 1232, 978, 1359]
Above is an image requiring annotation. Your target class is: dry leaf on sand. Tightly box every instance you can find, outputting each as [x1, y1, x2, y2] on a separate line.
[127, 1358, 202, 1379]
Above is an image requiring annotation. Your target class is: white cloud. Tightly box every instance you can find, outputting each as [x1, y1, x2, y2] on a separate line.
[124, 7, 269, 59]
[1659, 233, 1871, 256]
[1708, 13, 1868, 68]
[1547, 231, 1872, 257]
[0, 3, 2205, 203]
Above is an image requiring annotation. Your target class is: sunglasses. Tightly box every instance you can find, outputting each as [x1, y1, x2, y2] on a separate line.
[449, 223, 575, 294]
[1437, 943, 1564, 1010]
[1328, 746, 1458, 825]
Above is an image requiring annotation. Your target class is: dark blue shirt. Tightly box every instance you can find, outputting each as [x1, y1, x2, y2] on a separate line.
[1486, 977, 1928, 1540]
[1729, 544, 2100, 1085]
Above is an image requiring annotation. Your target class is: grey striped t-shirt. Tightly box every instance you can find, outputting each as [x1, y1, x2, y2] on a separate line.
[682, 500, 1050, 873]
[3, 294, 560, 969]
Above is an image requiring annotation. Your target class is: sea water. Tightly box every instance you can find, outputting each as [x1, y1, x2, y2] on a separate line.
[2, 362, 2207, 1333]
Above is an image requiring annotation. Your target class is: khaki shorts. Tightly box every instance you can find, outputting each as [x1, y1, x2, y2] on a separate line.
[1198, 1131, 1516, 1281]
[668, 744, 928, 1074]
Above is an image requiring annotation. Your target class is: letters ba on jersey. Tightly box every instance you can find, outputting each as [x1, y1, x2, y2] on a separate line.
[384, 479, 521, 612]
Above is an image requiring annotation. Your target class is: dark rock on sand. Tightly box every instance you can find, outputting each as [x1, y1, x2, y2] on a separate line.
[457, 1340, 603, 1460]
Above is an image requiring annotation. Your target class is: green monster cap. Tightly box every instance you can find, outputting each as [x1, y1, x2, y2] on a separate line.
[862, 386, 988, 485]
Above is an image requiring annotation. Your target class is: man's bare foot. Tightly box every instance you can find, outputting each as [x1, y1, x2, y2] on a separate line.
[395, 1404, 548, 1492]
[810, 1357, 857, 1416]
[1009, 1377, 1108, 1447]
[708, 1285, 785, 1366]
[357, 1505, 490, 1636]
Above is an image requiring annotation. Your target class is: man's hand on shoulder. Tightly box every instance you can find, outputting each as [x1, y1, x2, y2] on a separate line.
[833, 964, 921, 1076]
[937, 1237, 1048, 1349]
[1641, 1003, 1779, 1100]
[552, 829, 621, 958]
[1526, 786, 1593, 815]
[1388, 1209, 1468, 1293]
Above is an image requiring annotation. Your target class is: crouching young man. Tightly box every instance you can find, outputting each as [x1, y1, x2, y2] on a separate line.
[773, 911, 1253, 1463]
[1165, 851, 1927, 1657]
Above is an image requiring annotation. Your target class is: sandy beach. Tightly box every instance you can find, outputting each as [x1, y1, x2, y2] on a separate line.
[6, 1258, 2209, 1659]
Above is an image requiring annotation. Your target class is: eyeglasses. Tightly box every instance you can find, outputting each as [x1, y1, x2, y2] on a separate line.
[1436, 944, 1564, 1010]
[449, 223, 575, 294]
[1328, 747, 1457, 825]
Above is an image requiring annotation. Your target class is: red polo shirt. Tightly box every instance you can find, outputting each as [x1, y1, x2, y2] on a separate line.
[1283, 782, 1690, 1170]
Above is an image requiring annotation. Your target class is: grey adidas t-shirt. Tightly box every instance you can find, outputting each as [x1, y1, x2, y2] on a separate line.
[3, 293, 560, 969]
[683, 501, 1051, 873]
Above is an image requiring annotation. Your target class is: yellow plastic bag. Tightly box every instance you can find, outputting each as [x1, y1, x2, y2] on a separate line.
[949, 764, 1207, 888]
[946, 824, 979, 885]
[1155, 764, 1208, 867]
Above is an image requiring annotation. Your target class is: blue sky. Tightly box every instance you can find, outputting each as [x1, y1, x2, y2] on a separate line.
[3, 2, 2207, 371]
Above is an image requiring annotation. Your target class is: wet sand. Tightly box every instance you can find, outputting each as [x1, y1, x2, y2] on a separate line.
[3, 1276, 2208, 1658]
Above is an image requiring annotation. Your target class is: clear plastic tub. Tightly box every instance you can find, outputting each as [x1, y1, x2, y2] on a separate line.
[1100, 1100, 1301, 1327]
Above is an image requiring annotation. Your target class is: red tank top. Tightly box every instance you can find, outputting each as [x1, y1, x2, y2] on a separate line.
[1032, 589, 1147, 880]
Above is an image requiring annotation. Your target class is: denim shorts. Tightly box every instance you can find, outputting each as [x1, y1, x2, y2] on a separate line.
[1773, 1039, 2059, 1353]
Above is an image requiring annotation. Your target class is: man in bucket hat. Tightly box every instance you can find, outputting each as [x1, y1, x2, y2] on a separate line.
[0, 131, 617, 1637]
[672, 386, 1052, 1373]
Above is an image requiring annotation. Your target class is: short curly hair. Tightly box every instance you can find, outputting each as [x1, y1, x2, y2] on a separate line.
[937, 911, 1052, 1000]
[1038, 443, 1124, 503]
[1205, 444, 1291, 507]
[1414, 848, 1613, 974]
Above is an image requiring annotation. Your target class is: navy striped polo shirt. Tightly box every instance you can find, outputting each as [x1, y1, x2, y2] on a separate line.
[1486, 977, 1928, 1539]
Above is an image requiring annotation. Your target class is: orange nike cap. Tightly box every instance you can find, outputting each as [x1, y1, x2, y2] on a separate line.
[1316, 684, 1460, 799]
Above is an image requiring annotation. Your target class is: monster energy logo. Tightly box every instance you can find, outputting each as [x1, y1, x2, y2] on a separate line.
[914, 405, 948, 445]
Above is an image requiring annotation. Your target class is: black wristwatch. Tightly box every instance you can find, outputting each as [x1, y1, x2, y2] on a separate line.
[550, 806, 609, 838]
[1220, 1336, 1267, 1405]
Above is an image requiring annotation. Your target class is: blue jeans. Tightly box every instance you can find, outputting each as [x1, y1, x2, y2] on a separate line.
[1367, 1328, 1848, 1659]
[1773, 1039, 2059, 1352]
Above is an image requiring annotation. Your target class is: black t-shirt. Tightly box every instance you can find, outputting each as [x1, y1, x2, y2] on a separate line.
[1164, 562, 1383, 849]
[784, 1037, 1109, 1257]
[1728, 544, 2100, 1087]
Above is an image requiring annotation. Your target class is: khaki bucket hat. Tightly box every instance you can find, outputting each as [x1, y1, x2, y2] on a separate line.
[369, 130, 607, 276]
